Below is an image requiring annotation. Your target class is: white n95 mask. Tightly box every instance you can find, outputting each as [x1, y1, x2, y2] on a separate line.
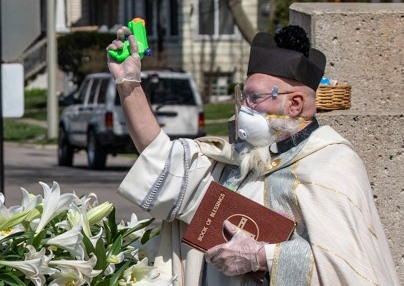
[237, 106, 276, 147]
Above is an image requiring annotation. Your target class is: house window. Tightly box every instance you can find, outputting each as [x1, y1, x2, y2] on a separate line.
[169, 0, 179, 36]
[142, 0, 179, 38]
[203, 72, 233, 100]
[88, 0, 118, 27]
[198, 0, 236, 37]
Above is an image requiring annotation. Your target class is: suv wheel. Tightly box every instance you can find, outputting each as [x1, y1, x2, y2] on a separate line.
[58, 127, 74, 166]
[87, 130, 107, 170]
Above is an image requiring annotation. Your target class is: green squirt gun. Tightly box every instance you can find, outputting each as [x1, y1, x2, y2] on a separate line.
[108, 18, 152, 62]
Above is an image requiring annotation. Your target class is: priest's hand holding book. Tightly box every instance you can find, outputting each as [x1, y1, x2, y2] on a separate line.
[205, 220, 271, 276]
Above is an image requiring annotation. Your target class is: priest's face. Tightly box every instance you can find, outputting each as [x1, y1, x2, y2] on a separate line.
[241, 73, 293, 114]
[234, 73, 303, 176]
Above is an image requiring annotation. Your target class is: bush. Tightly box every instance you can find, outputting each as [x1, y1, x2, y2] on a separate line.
[58, 31, 115, 86]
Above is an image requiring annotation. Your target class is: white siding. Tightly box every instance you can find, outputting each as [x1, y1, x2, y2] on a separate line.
[179, 0, 261, 99]
[66, 0, 84, 26]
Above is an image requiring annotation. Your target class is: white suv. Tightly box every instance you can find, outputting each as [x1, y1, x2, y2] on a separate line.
[58, 70, 206, 169]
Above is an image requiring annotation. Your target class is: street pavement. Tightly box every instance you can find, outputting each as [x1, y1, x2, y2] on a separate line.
[3, 142, 153, 223]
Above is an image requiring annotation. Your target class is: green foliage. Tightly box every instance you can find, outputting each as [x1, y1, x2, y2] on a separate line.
[24, 88, 48, 120]
[203, 102, 235, 137]
[3, 120, 46, 142]
[58, 31, 115, 86]
[24, 88, 47, 109]
[269, 0, 328, 32]
[204, 102, 234, 120]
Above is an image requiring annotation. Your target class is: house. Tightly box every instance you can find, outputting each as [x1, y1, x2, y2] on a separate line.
[29, 0, 269, 102]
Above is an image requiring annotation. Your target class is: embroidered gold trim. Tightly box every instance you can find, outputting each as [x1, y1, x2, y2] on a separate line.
[291, 161, 302, 211]
[269, 244, 282, 286]
[307, 252, 314, 286]
[265, 158, 281, 172]
[313, 243, 379, 286]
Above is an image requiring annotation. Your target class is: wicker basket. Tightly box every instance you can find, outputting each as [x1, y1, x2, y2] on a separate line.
[316, 84, 351, 111]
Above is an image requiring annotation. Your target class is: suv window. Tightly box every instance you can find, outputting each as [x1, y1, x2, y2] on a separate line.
[77, 79, 91, 104]
[88, 79, 99, 104]
[141, 76, 196, 105]
[97, 78, 109, 104]
[114, 88, 121, 106]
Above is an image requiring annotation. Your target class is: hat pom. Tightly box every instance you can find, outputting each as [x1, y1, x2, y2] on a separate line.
[274, 25, 311, 57]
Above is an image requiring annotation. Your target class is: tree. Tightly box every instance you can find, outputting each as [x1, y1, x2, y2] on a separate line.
[57, 31, 115, 86]
[225, 0, 257, 44]
[225, 0, 330, 44]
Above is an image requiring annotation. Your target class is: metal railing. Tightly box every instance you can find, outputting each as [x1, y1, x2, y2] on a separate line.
[18, 37, 47, 82]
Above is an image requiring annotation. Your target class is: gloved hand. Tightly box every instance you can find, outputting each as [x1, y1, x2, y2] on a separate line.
[205, 220, 266, 276]
[106, 26, 141, 84]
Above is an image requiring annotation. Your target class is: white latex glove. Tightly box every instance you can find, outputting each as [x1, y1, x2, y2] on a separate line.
[106, 26, 141, 84]
[205, 220, 266, 276]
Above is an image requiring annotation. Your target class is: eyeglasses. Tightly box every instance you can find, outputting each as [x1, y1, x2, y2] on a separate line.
[240, 85, 292, 106]
[234, 84, 291, 116]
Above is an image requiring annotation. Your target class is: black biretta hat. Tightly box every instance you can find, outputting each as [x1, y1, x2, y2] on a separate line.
[247, 29, 326, 91]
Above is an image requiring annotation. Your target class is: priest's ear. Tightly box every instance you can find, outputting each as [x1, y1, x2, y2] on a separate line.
[287, 93, 304, 117]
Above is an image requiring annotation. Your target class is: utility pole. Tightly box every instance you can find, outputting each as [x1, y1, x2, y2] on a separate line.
[47, 0, 58, 139]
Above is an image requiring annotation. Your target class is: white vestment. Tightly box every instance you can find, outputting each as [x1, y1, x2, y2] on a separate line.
[118, 125, 400, 286]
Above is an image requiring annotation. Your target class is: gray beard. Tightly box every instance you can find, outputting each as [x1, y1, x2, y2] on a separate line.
[235, 143, 272, 177]
[233, 117, 301, 177]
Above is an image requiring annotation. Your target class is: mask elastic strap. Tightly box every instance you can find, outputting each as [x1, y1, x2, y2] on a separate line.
[264, 114, 312, 129]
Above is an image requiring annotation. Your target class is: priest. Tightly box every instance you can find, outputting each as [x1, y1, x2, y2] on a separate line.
[106, 25, 400, 285]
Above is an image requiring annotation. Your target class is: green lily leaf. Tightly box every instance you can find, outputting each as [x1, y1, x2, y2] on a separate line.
[120, 218, 155, 238]
[108, 260, 131, 286]
[0, 272, 27, 286]
[109, 235, 123, 256]
[82, 233, 96, 256]
[31, 228, 46, 248]
[107, 208, 117, 234]
[141, 227, 160, 244]
[94, 237, 107, 270]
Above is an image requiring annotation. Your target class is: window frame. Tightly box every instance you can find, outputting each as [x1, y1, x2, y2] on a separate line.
[195, 0, 240, 40]
[127, 0, 179, 40]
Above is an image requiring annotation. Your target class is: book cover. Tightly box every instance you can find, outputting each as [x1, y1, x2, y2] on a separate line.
[182, 181, 295, 253]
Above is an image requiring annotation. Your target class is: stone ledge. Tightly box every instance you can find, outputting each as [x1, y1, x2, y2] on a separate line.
[290, 3, 404, 114]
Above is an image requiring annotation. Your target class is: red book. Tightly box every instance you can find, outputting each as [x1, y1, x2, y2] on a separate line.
[182, 181, 295, 284]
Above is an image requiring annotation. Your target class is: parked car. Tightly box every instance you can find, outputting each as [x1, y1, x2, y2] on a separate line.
[58, 70, 206, 169]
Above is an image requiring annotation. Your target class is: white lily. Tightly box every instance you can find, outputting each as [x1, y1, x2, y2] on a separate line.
[44, 220, 85, 259]
[73, 192, 98, 209]
[20, 188, 44, 223]
[20, 187, 43, 211]
[87, 201, 113, 225]
[118, 257, 163, 286]
[25, 245, 57, 276]
[0, 182, 163, 285]
[67, 203, 92, 238]
[118, 213, 149, 242]
[0, 258, 42, 285]
[104, 251, 125, 275]
[35, 181, 77, 234]
[49, 254, 101, 284]
[0, 199, 30, 238]
[48, 265, 87, 286]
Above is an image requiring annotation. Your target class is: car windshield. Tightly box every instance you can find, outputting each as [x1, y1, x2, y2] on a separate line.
[141, 76, 196, 105]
